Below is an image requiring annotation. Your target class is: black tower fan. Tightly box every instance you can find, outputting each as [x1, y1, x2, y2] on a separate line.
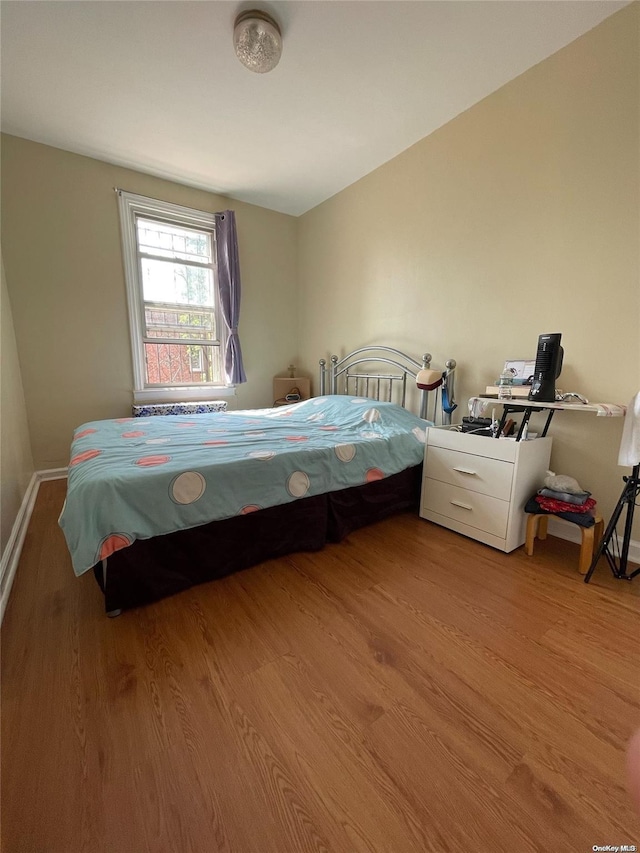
[528, 333, 563, 403]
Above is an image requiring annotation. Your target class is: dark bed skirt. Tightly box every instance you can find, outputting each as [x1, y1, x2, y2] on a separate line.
[92, 465, 422, 613]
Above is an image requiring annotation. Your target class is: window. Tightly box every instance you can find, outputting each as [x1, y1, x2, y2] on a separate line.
[118, 191, 232, 402]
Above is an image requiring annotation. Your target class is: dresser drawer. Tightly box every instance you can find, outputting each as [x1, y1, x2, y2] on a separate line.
[425, 446, 514, 502]
[421, 479, 509, 538]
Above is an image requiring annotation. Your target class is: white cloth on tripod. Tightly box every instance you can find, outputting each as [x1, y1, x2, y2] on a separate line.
[618, 391, 640, 467]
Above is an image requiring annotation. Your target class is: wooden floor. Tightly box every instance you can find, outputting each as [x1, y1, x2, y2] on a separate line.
[2, 479, 639, 853]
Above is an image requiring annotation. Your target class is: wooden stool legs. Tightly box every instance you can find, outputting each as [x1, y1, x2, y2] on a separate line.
[525, 514, 546, 555]
[525, 513, 604, 574]
[577, 516, 604, 575]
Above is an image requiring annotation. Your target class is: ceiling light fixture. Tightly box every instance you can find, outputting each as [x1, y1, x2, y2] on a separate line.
[233, 9, 282, 74]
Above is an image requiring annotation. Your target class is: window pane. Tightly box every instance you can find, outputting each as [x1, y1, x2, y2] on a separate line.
[137, 218, 211, 263]
[144, 305, 216, 342]
[144, 343, 223, 386]
[141, 259, 213, 307]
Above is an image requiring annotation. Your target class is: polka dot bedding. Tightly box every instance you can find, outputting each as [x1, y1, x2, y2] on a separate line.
[58, 396, 431, 576]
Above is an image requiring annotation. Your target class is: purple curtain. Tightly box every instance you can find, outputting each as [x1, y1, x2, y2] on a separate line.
[215, 210, 247, 384]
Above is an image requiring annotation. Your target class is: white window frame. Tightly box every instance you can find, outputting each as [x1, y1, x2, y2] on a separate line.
[117, 190, 235, 403]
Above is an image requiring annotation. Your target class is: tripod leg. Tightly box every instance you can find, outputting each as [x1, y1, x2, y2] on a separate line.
[583, 495, 626, 583]
[617, 477, 638, 579]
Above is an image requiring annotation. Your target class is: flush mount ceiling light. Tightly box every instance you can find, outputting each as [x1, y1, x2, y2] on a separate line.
[233, 9, 282, 74]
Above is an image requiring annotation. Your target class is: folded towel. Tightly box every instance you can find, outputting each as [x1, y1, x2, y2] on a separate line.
[538, 488, 591, 506]
[618, 391, 640, 467]
[535, 495, 596, 514]
[524, 496, 596, 528]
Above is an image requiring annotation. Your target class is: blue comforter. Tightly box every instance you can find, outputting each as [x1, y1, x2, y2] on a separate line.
[59, 395, 429, 575]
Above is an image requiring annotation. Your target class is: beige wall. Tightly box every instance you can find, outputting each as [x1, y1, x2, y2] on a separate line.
[297, 4, 639, 527]
[1, 5, 638, 534]
[1, 137, 299, 468]
[1, 255, 34, 559]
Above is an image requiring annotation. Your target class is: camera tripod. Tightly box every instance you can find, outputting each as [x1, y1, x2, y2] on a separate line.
[584, 463, 640, 583]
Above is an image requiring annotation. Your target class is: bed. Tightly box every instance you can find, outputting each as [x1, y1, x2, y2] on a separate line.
[59, 346, 456, 614]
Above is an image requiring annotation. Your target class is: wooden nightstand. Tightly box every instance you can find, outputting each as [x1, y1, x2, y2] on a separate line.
[273, 376, 311, 406]
[420, 428, 552, 552]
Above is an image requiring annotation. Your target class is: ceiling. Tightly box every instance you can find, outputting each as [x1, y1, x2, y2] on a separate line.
[0, 1, 629, 216]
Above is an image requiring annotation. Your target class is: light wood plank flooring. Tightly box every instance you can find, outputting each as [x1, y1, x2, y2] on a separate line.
[2, 478, 639, 852]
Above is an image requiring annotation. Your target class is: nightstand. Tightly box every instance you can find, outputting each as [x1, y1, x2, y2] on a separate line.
[419, 428, 552, 552]
[273, 376, 311, 406]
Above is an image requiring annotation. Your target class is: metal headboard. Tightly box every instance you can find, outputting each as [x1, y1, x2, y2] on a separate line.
[318, 346, 457, 424]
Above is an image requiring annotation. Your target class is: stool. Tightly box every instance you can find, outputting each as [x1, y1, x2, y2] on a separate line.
[525, 513, 604, 575]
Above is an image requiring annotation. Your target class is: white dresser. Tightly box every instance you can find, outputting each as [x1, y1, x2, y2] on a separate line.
[420, 428, 552, 552]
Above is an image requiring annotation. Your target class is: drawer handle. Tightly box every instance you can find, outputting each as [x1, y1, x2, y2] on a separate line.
[453, 466, 478, 476]
[450, 500, 473, 511]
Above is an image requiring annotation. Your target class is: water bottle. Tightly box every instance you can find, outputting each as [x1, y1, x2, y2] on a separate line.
[498, 369, 514, 400]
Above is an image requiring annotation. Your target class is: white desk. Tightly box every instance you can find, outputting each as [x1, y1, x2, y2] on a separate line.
[474, 397, 626, 441]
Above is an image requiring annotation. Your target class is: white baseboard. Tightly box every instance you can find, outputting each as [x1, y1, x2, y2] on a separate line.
[0, 473, 39, 624]
[37, 467, 68, 482]
[0, 468, 67, 624]
[547, 515, 640, 566]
